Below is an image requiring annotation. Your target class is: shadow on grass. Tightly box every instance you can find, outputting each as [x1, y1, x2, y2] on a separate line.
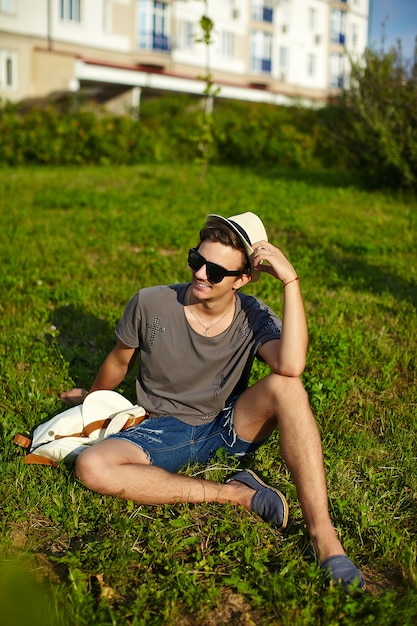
[259, 166, 363, 190]
[280, 227, 416, 307]
[52, 304, 137, 402]
[53, 304, 114, 383]
[319, 242, 417, 307]
[255, 165, 417, 196]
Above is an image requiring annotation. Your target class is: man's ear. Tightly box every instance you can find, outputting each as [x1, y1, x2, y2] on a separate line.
[233, 273, 252, 290]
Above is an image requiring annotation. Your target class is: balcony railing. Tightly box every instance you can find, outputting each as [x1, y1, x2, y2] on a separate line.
[252, 57, 272, 73]
[261, 58, 272, 72]
[139, 31, 170, 52]
[152, 33, 169, 51]
[253, 7, 274, 23]
[331, 32, 346, 45]
[331, 75, 345, 89]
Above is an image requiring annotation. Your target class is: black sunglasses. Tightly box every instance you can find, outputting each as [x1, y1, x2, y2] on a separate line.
[188, 248, 242, 284]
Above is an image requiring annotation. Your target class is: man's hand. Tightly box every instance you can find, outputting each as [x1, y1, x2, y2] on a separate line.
[60, 388, 88, 405]
[252, 241, 298, 285]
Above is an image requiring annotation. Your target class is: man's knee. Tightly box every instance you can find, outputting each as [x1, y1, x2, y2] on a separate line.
[75, 447, 102, 489]
[75, 439, 150, 493]
[266, 372, 309, 403]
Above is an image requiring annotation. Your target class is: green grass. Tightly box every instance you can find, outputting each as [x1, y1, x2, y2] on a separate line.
[0, 164, 416, 625]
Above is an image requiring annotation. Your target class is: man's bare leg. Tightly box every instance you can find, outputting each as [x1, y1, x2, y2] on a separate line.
[232, 374, 345, 562]
[75, 439, 256, 510]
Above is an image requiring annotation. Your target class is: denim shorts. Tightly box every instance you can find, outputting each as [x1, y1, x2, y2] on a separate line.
[109, 399, 266, 473]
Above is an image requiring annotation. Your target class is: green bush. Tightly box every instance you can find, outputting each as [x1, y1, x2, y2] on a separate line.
[212, 100, 317, 168]
[0, 96, 319, 170]
[0, 103, 160, 166]
[319, 42, 417, 190]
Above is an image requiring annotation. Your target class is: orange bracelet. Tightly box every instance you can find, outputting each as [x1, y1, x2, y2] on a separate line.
[283, 276, 299, 288]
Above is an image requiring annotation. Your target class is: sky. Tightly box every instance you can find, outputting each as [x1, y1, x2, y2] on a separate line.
[368, 0, 417, 60]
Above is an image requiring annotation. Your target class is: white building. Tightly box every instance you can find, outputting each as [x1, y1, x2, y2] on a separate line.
[0, 0, 369, 110]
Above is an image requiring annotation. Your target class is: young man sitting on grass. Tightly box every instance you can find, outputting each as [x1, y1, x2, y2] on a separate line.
[62, 212, 364, 590]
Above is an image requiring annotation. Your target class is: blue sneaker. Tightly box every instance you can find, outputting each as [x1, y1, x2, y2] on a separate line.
[320, 555, 365, 590]
[226, 469, 289, 528]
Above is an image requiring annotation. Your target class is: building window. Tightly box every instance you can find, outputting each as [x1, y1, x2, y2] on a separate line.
[277, 0, 290, 34]
[138, 0, 170, 51]
[103, 0, 111, 33]
[279, 46, 288, 71]
[0, 0, 14, 13]
[178, 20, 194, 50]
[308, 7, 316, 31]
[331, 9, 346, 45]
[279, 45, 289, 80]
[351, 23, 358, 48]
[252, 0, 274, 24]
[307, 53, 316, 77]
[0, 50, 17, 90]
[220, 31, 234, 58]
[331, 10, 346, 44]
[251, 30, 272, 73]
[60, 0, 81, 23]
[330, 53, 345, 88]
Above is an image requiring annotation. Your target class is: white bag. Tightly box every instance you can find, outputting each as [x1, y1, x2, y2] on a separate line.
[14, 390, 147, 466]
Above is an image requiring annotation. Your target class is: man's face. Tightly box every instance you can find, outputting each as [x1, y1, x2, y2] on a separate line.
[190, 240, 250, 299]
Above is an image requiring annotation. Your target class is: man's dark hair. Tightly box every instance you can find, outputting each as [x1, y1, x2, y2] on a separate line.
[198, 225, 250, 274]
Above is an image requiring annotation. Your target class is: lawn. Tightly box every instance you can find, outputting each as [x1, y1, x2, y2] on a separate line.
[0, 164, 416, 625]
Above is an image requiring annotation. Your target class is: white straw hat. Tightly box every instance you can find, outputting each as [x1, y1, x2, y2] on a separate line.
[205, 212, 268, 282]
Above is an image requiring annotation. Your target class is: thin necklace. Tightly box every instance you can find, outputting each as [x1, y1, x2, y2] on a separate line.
[187, 292, 236, 337]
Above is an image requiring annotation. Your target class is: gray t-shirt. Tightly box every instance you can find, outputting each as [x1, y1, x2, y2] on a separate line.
[116, 283, 281, 425]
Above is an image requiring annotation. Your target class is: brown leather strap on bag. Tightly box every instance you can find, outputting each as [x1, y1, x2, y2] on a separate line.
[54, 418, 112, 439]
[13, 433, 32, 449]
[53, 412, 147, 440]
[122, 413, 148, 430]
[24, 454, 58, 466]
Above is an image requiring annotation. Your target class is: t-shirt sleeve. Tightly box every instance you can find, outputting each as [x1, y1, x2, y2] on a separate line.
[251, 301, 281, 353]
[248, 307, 280, 365]
[260, 312, 281, 337]
[115, 292, 141, 348]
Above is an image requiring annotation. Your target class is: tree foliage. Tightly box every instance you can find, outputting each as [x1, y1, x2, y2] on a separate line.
[321, 40, 417, 191]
